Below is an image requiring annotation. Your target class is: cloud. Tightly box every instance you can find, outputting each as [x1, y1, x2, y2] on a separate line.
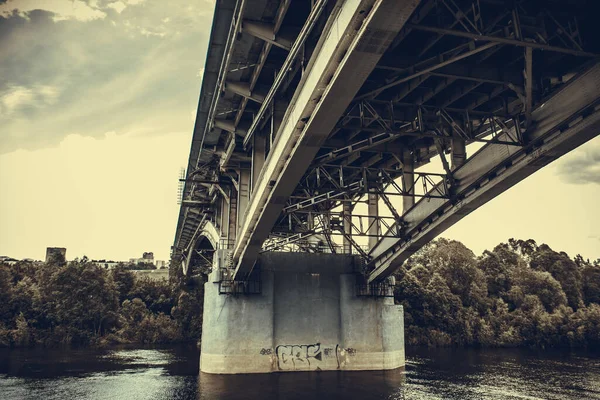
[107, 1, 126, 13]
[0, 0, 214, 153]
[0, 85, 61, 116]
[556, 137, 600, 185]
[0, 0, 106, 22]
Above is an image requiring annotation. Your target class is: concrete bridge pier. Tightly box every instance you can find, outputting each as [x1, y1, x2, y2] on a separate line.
[200, 252, 404, 374]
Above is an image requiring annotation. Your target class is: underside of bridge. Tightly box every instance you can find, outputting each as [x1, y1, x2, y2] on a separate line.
[174, 0, 599, 375]
[174, 0, 599, 285]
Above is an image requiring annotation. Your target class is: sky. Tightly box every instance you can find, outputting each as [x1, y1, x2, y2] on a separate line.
[0, 0, 599, 263]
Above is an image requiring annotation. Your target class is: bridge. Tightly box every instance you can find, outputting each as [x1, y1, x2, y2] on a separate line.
[172, 0, 600, 374]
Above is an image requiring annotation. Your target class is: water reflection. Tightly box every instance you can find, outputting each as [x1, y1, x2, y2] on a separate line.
[197, 369, 406, 400]
[1, 345, 599, 400]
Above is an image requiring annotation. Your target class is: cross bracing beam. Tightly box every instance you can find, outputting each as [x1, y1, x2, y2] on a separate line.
[231, 0, 423, 280]
[242, 20, 294, 50]
[264, 213, 401, 253]
[319, 101, 523, 163]
[241, 0, 330, 149]
[366, 62, 600, 283]
[406, 24, 599, 58]
[358, 41, 501, 101]
[376, 62, 524, 87]
[282, 167, 449, 215]
[232, 1, 291, 128]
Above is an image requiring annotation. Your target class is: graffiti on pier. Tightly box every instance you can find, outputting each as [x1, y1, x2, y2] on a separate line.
[263, 344, 359, 370]
[275, 343, 324, 371]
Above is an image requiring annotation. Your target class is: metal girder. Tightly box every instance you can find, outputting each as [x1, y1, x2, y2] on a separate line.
[233, 1, 291, 128]
[242, 20, 294, 50]
[232, 0, 423, 279]
[224, 81, 266, 103]
[406, 24, 599, 58]
[242, 0, 330, 149]
[417, 0, 479, 58]
[214, 119, 248, 137]
[367, 62, 600, 282]
[264, 212, 401, 253]
[439, 80, 482, 108]
[358, 41, 499, 101]
[174, 0, 239, 253]
[524, 46, 533, 127]
[283, 165, 449, 215]
[388, 0, 436, 51]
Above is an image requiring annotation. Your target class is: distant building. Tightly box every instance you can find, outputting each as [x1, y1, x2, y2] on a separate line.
[129, 252, 166, 268]
[0, 256, 18, 266]
[92, 260, 122, 270]
[46, 247, 66, 264]
[88, 252, 167, 270]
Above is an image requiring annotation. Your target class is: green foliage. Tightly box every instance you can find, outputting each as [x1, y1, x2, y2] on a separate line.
[2, 237, 597, 350]
[0, 258, 205, 348]
[395, 238, 600, 348]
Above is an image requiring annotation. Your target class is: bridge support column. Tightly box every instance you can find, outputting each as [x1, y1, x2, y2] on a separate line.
[367, 193, 379, 250]
[402, 150, 415, 213]
[199, 252, 404, 374]
[451, 138, 467, 169]
[251, 132, 267, 192]
[237, 168, 251, 233]
[342, 202, 352, 253]
[226, 189, 237, 248]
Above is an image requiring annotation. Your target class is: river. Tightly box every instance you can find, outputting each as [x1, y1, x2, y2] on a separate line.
[1, 345, 599, 399]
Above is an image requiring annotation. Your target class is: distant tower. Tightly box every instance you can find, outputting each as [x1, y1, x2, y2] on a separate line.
[46, 247, 67, 265]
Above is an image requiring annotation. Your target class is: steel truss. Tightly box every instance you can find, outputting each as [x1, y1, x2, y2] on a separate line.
[284, 165, 449, 213]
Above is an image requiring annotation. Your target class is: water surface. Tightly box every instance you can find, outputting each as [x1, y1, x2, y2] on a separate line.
[1, 345, 599, 399]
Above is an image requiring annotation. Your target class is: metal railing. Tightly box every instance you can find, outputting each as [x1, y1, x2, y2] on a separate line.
[356, 281, 395, 298]
[217, 267, 262, 295]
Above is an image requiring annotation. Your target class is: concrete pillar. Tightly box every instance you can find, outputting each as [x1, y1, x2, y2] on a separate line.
[402, 149, 415, 214]
[252, 132, 267, 192]
[199, 252, 405, 374]
[367, 193, 379, 250]
[451, 138, 467, 169]
[342, 202, 352, 253]
[339, 274, 405, 370]
[200, 249, 275, 374]
[237, 168, 251, 233]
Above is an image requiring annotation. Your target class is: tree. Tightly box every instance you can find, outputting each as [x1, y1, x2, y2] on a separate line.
[582, 263, 600, 305]
[111, 267, 135, 303]
[530, 244, 583, 309]
[37, 260, 119, 341]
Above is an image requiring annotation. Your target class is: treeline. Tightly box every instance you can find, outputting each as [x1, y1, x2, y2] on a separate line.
[2, 238, 599, 349]
[0, 257, 203, 347]
[394, 238, 600, 348]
